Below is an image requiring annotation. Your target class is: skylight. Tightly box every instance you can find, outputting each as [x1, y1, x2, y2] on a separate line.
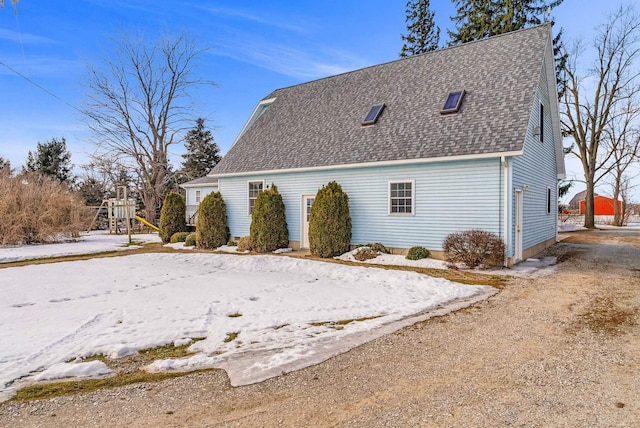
[362, 104, 385, 125]
[441, 91, 465, 114]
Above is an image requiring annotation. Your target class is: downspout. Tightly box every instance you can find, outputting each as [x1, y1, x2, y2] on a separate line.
[501, 156, 509, 267]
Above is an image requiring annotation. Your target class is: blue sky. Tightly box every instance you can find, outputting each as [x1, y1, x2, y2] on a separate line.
[0, 0, 632, 200]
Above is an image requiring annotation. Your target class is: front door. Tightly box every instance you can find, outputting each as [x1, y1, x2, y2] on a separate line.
[301, 194, 315, 249]
[515, 190, 523, 261]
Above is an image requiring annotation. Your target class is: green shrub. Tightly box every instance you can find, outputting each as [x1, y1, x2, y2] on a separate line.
[308, 181, 352, 258]
[159, 192, 187, 243]
[250, 184, 289, 252]
[196, 192, 229, 249]
[237, 236, 252, 252]
[353, 247, 379, 261]
[443, 229, 505, 268]
[184, 233, 196, 247]
[227, 240, 238, 246]
[406, 246, 430, 260]
[170, 231, 190, 243]
[366, 243, 389, 254]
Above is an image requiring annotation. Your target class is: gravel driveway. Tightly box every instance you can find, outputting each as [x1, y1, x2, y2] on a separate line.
[2, 229, 639, 427]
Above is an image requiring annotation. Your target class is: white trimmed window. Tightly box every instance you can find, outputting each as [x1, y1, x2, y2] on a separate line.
[389, 181, 414, 215]
[195, 190, 201, 203]
[547, 187, 552, 214]
[248, 181, 263, 215]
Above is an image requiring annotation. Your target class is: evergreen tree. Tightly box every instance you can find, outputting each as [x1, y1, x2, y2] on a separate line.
[308, 181, 352, 258]
[25, 137, 73, 183]
[0, 156, 11, 176]
[448, 0, 563, 45]
[180, 118, 221, 182]
[159, 192, 187, 243]
[196, 191, 229, 249]
[400, 0, 440, 57]
[448, 0, 565, 97]
[249, 184, 288, 252]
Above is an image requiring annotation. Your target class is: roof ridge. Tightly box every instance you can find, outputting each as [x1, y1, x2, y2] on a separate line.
[263, 23, 552, 98]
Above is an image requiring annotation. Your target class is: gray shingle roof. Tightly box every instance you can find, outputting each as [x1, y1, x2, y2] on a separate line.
[212, 25, 552, 176]
[180, 176, 219, 187]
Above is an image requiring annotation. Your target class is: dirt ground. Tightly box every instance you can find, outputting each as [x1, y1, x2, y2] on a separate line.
[2, 229, 640, 427]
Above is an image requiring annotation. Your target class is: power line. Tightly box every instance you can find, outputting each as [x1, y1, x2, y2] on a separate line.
[0, 59, 83, 114]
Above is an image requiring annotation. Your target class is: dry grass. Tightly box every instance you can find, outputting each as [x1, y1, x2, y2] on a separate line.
[12, 340, 209, 402]
[0, 173, 92, 245]
[577, 296, 638, 336]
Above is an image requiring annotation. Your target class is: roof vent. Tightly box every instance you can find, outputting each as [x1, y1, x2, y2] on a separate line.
[362, 104, 385, 125]
[441, 91, 465, 114]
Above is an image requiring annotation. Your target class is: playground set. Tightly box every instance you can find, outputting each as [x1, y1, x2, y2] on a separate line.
[88, 186, 159, 235]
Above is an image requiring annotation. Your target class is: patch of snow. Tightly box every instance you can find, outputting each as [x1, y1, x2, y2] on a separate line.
[216, 245, 248, 253]
[0, 252, 493, 401]
[273, 248, 292, 254]
[558, 223, 585, 232]
[163, 242, 195, 250]
[33, 361, 114, 381]
[0, 231, 161, 264]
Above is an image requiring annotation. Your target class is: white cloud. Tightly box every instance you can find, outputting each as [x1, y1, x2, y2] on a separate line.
[0, 28, 58, 44]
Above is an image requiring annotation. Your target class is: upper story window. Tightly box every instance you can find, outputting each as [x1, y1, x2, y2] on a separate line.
[362, 104, 385, 125]
[389, 181, 414, 215]
[248, 181, 263, 215]
[441, 90, 465, 114]
[195, 190, 201, 203]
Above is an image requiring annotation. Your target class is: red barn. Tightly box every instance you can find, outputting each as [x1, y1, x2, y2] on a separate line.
[579, 195, 622, 215]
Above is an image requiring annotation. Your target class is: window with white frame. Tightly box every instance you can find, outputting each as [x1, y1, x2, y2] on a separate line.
[195, 190, 201, 203]
[248, 181, 263, 214]
[547, 187, 552, 214]
[389, 181, 414, 214]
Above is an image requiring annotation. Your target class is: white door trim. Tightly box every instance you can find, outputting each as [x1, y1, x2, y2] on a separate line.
[300, 194, 315, 249]
[515, 189, 523, 262]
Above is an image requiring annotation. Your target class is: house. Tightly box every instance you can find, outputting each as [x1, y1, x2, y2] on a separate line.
[191, 24, 565, 266]
[180, 176, 218, 225]
[579, 195, 622, 216]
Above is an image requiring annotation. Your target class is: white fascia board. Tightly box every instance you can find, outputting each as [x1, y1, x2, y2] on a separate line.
[231, 97, 277, 148]
[208, 150, 523, 178]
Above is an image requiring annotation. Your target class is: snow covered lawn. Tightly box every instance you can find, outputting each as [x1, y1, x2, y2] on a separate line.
[0, 232, 161, 263]
[0, 251, 494, 401]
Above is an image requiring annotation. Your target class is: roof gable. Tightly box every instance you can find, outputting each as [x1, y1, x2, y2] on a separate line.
[213, 25, 553, 176]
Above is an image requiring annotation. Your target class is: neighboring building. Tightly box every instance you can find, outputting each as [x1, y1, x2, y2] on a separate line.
[579, 195, 622, 216]
[180, 176, 218, 226]
[568, 190, 587, 211]
[190, 25, 565, 266]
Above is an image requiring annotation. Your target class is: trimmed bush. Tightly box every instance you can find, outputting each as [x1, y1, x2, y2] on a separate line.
[353, 247, 379, 261]
[184, 233, 196, 247]
[159, 192, 187, 243]
[196, 192, 229, 249]
[237, 236, 252, 252]
[366, 242, 389, 254]
[308, 181, 352, 258]
[406, 246, 430, 260]
[249, 184, 288, 252]
[443, 229, 505, 268]
[170, 231, 190, 243]
[227, 240, 238, 246]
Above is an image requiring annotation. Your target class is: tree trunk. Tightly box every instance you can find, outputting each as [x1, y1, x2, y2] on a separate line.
[612, 179, 622, 227]
[584, 178, 596, 229]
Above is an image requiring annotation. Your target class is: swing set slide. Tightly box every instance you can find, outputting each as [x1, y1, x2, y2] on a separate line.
[135, 215, 160, 232]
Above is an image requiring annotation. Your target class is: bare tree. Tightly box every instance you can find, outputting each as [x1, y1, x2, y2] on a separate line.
[0, 0, 19, 12]
[82, 31, 213, 223]
[561, 6, 640, 228]
[602, 98, 640, 226]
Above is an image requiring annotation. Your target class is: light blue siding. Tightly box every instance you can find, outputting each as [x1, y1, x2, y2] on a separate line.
[185, 186, 218, 206]
[511, 56, 558, 256]
[220, 158, 504, 251]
